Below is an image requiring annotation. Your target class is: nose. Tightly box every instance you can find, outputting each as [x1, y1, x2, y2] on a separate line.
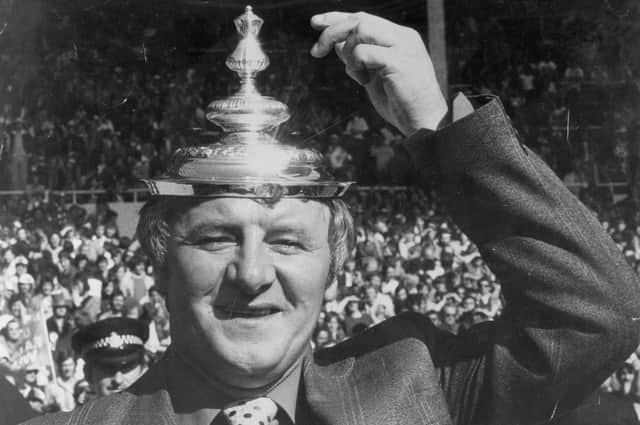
[113, 371, 124, 386]
[226, 237, 275, 296]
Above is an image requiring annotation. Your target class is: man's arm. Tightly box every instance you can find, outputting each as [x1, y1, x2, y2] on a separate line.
[311, 11, 640, 425]
[401, 96, 640, 424]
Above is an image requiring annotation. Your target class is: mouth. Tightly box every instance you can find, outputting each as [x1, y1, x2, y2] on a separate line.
[215, 306, 282, 319]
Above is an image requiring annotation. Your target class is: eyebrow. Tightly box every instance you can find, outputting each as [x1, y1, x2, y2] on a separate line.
[176, 221, 236, 240]
[176, 221, 315, 241]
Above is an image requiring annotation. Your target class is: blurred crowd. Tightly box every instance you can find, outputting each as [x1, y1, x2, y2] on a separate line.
[1, 2, 638, 196]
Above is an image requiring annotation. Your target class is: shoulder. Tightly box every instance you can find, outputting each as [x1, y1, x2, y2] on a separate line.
[22, 388, 173, 425]
[20, 394, 131, 425]
[314, 312, 435, 364]
[314, 311, 496, 368]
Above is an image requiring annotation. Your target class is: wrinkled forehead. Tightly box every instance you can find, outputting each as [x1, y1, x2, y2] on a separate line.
[171, 197, 332, 234]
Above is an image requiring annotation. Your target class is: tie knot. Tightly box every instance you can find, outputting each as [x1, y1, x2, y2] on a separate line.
[221, 397, 279, 425]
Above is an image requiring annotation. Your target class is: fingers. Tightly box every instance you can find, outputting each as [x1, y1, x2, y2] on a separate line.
[342, 44, 397, 86]
[310, 16, 358, 58]
[310, 11, 404, 58]
[310, 12, 352, 30]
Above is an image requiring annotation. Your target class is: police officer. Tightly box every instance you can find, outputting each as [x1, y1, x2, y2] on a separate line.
[71, 318, 148, 397]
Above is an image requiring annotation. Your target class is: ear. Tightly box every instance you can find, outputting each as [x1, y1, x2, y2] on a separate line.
[323, 277, 338, 301]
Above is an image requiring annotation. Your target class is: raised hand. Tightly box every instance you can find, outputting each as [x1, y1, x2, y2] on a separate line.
[310, 11, 447, 135]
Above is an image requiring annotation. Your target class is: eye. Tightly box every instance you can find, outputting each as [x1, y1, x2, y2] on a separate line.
[269, 239, 304, 254]
[192, 236, 236, 251]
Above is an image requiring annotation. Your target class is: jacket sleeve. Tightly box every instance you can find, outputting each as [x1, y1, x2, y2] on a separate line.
[394, 95, 640, 425]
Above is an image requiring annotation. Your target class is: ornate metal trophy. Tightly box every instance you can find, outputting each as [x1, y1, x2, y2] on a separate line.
[144, 6, 352, 200]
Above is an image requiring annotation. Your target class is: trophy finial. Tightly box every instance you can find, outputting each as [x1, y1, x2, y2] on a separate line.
[234, 6, 262, 38]
[226, 5, 268, 80]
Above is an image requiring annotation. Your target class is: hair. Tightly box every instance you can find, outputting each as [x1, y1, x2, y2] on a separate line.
[56, 350, 75, 365]
[136, 197, 355, 286]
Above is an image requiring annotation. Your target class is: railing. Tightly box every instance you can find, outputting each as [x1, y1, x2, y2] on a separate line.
[0, 188, 150, 204]
[0, 182, 621, 203]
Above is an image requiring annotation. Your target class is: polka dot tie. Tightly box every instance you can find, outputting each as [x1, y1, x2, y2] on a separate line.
[220, 397, 280, 425]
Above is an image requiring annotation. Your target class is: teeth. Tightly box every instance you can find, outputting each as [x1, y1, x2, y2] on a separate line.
[221, 308, 276, 317]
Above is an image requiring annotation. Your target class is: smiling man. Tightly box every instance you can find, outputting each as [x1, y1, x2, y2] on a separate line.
[160, 197, 337, 389]
[24, 8, 640, 425]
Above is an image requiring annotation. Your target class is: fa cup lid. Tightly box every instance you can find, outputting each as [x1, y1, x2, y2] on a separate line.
[144, 6, 352, 201]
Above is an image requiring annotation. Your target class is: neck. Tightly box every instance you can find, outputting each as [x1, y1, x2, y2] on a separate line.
[169, 348, 303, 404]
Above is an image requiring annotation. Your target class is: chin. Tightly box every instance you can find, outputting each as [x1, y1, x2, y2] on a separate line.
[226, 343, 290, 382]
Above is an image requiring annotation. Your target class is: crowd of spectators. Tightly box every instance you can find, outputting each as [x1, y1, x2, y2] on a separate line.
[2, 1, 638, 197]
[447, 8, 640, 199]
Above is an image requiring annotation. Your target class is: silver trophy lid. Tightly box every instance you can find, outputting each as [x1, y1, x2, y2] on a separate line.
[143, 6, 352, 200]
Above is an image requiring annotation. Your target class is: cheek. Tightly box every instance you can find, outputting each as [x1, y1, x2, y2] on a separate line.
[168, 245, 228, 299]
[124, 367, 142, 383]
[277, 249, 331, 311]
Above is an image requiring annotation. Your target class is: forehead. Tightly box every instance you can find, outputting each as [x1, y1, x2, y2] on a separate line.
[173, 198, 331, 234]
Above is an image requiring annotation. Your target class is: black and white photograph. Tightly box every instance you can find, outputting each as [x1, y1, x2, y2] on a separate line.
[0, 1, 640, 424]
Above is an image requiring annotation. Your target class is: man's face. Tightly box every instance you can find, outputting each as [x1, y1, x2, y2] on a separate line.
[427, 312, 440, 327]
[41, 281, 53, 295]
[18, 281, 31, 295]
[134, 262, 145, 274]
[25, 370, 38, 384]
[10, 302, 23, 319]
[111, 295, 124, 312]
[442, 306, 457, 325]
[60, 257, 70, 270]
[6, 321, 20, 341]
[116, 266, 126, 280]
[54, 306, 67, 318]
[89, 362, 144, 396]
[60, 358, 75, 379]
[365, 286, 377, 303]
[163, 198, 332, 389]
[98, 259, 108, 271]
[106, 226, 117, 237]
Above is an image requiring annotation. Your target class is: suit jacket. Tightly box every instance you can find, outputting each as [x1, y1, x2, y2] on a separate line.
[23, 97, 640, 425]
[46, 317, 73, 338]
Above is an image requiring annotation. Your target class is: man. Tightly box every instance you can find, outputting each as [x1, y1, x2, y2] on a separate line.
[70, 318, 148, 398]
[96, 291, 125, 320]
[17, 365, 47, 413]
[46, 352, 81, 412]
[46, 294, 74, 355]
[23, 9, 640, 425]
[4, 256, 30, 295]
